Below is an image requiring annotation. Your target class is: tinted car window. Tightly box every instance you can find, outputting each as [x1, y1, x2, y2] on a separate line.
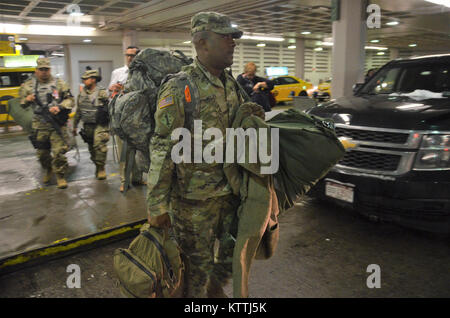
[283, 77, 299, 84]
[361, 63, 449, 94]
[273, 77, 298, 85]
[362, 67, 401, 94]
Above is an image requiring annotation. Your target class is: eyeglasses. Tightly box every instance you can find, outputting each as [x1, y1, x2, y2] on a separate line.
[125, 54, 136, 57]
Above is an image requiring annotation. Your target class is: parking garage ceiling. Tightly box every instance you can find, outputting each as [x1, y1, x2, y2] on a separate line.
[0, 0, 449, 51]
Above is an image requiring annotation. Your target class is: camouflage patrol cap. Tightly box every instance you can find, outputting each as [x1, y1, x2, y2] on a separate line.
[191, 12, 243, 39]
[36, 57, 51, 69]
[81, 69, 102, 82]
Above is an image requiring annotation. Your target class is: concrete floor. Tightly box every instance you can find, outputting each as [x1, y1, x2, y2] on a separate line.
[0, 197, 448, 298]
[0, 123, 449, 298]
[0, 129, 147, 263]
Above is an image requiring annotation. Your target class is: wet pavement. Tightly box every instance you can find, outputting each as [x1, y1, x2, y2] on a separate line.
[0, 196, 449, 298]
[0, 129, 147, 266]
[0, 124, 449, 298]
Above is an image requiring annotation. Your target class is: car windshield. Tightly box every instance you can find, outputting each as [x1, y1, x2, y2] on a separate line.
[360, 62, 449, 95]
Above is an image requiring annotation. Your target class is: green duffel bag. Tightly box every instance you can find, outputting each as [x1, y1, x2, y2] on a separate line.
[113, 223, 184, 298]
[267, 108, 346, 210]
[7, 97, 33, 133]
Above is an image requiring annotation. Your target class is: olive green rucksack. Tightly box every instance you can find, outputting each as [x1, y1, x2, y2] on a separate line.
[113, 224, 184, 298]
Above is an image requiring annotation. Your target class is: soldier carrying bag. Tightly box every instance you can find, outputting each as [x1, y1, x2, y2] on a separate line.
[113, 223, 184, 298]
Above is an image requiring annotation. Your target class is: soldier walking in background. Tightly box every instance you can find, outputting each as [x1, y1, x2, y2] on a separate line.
[19, 57, 74, 189]
[73, 70, 110, 180]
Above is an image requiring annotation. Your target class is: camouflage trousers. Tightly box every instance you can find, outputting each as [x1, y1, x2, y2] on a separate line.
[82, 123, 109, 167]
[170, 194, 239, 298]
[34, 126, 69, 176]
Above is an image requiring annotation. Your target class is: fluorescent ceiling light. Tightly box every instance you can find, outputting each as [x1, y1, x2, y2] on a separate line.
[322, 41, 333, 46]
[314, 47, 323, 51]
[0, 23, 96, 36]
[370, 39, 380, 43]
[241, 34, 284, 42]
[183, 40, 191, 44]
[301, 31, 311, 35]
[287, 45, 296, 49]
[424, 0, 450, 7]
[409, 43, 417, 47]
[231, 24, 238, 27]
[365, 46, 388, 50]
[83, 39, 92, 42]
[19, 37, 28, 41]
[377, 52, 385, 55]
[70, 12, 84, 17]
[386, 21, 399, 26]
[256, 43, 266, 47]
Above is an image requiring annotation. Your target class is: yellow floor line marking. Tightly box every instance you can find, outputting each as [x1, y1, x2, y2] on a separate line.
[0, 223, 144, 269]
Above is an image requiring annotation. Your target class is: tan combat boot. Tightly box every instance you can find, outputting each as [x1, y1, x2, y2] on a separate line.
[56, 175, 68, 189]
[43, 168, 53, 184]
[96, 166, 107, 180]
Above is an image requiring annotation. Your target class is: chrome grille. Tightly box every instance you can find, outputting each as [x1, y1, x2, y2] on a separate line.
[339, 150, 402, 171]
[335, 127, 409, 144]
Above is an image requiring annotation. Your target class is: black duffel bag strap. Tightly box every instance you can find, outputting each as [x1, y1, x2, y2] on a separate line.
[141, 230, 176, 285]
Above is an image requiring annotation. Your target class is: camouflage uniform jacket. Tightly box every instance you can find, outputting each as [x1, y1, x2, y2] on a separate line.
[19, 75, 74, 130]
[74, 85, 109, 128]
[147, 58, 245, 217]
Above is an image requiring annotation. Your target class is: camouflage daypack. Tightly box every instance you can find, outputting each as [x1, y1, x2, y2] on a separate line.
[108, 48, 193, 171]
[113, 224, 184, 298]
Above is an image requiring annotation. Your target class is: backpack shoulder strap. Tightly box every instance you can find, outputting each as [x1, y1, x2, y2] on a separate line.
[160, 71, 200, 131]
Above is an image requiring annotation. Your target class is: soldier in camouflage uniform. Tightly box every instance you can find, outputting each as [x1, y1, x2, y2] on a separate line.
[73, 70, 110, 180]
[147, 12, 246, 297]
[19, 57, 74, 189]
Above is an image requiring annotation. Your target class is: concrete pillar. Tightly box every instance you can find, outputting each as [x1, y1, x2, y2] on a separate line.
[63, 44, 72, 84]
[390, 48, 399, 60]
[295, 38, 305, 79]
[122, 29, 138, 64]
[331, 0, 367, 99]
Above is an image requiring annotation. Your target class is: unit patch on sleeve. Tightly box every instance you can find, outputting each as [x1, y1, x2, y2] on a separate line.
[158, 95, 174, 109]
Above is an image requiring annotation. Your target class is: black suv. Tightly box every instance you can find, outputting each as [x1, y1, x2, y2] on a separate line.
[308, 54, 450, 233]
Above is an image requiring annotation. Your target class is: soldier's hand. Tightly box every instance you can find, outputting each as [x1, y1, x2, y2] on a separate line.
[109, 83, 123, 92]
[26, 94, 35, 102]
[240, 102, 265, 120]
[148, 213, 171, 229]
[49, 106, 60, 115]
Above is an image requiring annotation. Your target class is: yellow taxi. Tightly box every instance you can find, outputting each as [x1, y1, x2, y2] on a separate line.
[312, 79, 331, 102]
[271, 75, 313, 103]
[0, 66, 35, 123]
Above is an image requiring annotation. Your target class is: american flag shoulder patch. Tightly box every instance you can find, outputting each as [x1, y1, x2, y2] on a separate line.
[158, 95, 174, 109]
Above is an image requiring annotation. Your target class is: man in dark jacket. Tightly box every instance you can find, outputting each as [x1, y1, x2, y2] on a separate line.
[236, 62, 274, 112]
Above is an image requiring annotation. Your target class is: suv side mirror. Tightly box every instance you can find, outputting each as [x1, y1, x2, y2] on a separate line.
[353, 83, 364, 94]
